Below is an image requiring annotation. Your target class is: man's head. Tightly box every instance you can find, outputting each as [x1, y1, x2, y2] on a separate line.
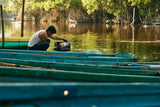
[46, 25, 57, 34]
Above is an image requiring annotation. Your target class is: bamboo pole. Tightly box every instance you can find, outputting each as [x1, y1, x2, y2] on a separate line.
[21, 0, 25, 37]
[0, 5, 4, 48]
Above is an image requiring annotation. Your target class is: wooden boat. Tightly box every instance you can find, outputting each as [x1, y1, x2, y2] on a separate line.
[0, 58, 159, 76]
[0, 51, 137, 63]
[0, 75, 62, 82]
[0, 37, 29, 49]
[0, 41, 28, 49]
[0, 50, 158, 76]
[0, 82, 160, 106]
[0, 66, 160, 82]
[0, 49, 136, 58]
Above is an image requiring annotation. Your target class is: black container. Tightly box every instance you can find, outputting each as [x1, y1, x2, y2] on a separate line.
[53, 42, 71, 51]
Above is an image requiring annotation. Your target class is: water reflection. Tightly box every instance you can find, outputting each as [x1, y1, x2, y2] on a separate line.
[0, 20, 160, 62]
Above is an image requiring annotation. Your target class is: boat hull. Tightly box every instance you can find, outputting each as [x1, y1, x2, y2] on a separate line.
[0, 58, 159, 76]
[0, 83, 160, 107]
[0, 51, 137, 63]
[0, 66, 160, 82]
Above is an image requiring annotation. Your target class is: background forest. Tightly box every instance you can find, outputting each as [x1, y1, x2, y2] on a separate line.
[0, 0, 160, 24]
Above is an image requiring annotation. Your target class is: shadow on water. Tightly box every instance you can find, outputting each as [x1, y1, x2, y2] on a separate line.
[0, 20, 160, 62]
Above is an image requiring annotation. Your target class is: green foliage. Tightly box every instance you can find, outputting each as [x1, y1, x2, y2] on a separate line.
[1, 0, 159, 24]
[0, 0, 7, 4]
[3, 0, 22, 13]
[3, 0, 157, 14]
[102, 0, 127, 16]
[158, 15, 160, 19]
[128, 0, 151, 6]
[25, 0, 82, 11]
[65, 0, 82, 8]
[82, 0, 101, 14]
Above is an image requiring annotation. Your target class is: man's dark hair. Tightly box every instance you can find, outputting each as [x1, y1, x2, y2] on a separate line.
[46, 25, 57, 33]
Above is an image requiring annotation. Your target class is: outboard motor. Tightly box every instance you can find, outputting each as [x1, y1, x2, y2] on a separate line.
[54, 42, 71, 51]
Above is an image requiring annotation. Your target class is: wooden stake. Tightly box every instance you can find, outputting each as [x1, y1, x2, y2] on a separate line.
[0, 5, 4, 48]
[21, 0, 25, 37]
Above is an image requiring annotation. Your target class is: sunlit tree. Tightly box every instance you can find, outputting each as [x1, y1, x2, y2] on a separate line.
[81, 0, 101, 14]
[2, 0, 160, 23]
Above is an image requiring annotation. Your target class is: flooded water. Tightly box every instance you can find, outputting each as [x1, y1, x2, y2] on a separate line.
[1, 20, 160, 62]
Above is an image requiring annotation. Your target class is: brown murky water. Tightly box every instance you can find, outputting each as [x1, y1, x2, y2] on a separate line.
[1, 20, 160, 62]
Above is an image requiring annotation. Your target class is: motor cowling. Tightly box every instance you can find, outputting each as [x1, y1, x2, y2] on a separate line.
[53, 42, 71, 51]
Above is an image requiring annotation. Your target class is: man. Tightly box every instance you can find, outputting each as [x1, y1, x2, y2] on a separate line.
[28, 25, 67, 51]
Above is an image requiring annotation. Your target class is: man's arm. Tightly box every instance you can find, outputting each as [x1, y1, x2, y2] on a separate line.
[38, 32, 48, 42]
[49, 35, 68, 42]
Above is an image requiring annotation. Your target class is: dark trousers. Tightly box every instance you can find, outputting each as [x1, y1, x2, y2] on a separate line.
[28, 39, 50, 51]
